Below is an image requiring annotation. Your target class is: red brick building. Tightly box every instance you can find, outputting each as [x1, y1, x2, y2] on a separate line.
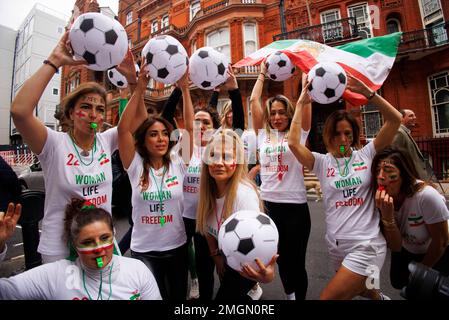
[61, 0, 449, 179]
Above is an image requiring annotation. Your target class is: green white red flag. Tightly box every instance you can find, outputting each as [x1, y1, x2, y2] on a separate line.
[233, 32, 402, 105]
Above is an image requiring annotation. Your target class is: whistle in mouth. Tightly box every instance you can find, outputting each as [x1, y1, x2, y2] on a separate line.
[90, 122, 98, 130]
[96, 257, 104, 268]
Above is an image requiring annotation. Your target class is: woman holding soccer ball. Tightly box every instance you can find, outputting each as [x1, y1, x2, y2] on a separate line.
[196, 129, 277, 300]
[249, 63, 312, 300]
[288, 73, 402, 299]
[10, 32, 141, 263]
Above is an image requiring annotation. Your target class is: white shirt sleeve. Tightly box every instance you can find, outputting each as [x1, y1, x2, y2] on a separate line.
[0, 262, 56, 299]
[420, 186, 449, 224]
[311, 152, 326, 177]
[136, 261, 162, 300]
[37, 127, 60, 161]
[100, 127, 119, 153]
[235, 183, 261, 212]
[0, 244, 7, 262]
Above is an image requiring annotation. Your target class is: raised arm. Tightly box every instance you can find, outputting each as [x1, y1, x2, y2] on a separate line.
[161, 87, 182, 128]
[288, 78, 315, 170]
[177, 71, 194, 161]
[118, 68, 150, 169]
[10, 31, 86, 154]
[300, 72, 312, 132]
[224, 66, 245, 131]
[249, 62, 267, 131]
[346, 74, 401, 152]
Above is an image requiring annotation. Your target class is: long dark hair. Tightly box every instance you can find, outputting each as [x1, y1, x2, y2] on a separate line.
[371, 147, 425, 198]
[134, 116, 175, 191]
[194, 106, 220, 129]
[64, 198, 113, 246]
[323, 110, 361, 153]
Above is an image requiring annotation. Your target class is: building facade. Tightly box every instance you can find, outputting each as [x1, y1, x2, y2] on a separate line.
[0, 26, 17, 147]
[10, 4, 67, 145]
[61, 0, 449, 180]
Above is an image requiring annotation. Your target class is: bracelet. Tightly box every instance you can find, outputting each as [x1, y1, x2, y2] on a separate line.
[43, 60, 59, 73]
[210, 248, 220, 257]
[367, 90, 376, 100]
[381, 218, 396, 228]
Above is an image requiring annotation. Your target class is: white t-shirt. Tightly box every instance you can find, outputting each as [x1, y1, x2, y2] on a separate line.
[242, 129, 257, 166]
[258, 129, 309, 203]
[0, 255, 161, 300]
[127, 152, 187, 252]
[312, 142, 381, 240]
[37, 128, 118, 256]
[182, 145, 203, 220]
[206, 182, 261, 239]
[395, 185, 449, 254]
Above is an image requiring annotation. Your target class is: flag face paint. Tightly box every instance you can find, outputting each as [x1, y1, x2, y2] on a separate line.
[75, 111, 87, 118]
[76, 241, 114, 255]
[376, 160, 400, 185]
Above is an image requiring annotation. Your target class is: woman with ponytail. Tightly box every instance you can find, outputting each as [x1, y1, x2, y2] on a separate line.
[0, 198, 161, 300]
[10, 32, 143, 263]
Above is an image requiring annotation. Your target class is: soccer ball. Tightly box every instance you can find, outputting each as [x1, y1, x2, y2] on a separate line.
[107, 64, 140, 89]
[189, 47, 229, 90]
[307, 62, 347, 104]
[265, 51, 295, 82]
[69, 12, 128, 71]
[142, 35, 188, 85]
[218, 210, 279, 272]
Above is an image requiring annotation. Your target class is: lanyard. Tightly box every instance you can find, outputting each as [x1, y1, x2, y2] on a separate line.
[82, 262, 114, 300]
[150, 166, 167, 227]
[333, 151, 353, 178]
[215, 201, 226, 234]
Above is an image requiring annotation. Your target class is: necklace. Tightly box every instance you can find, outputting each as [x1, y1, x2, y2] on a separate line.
[333, 151, 353, 178]
[150, 166, 167, 227]
[82, 262, 114, 300]
[215, 201, 226, 233]
[69, 132, 97, 166]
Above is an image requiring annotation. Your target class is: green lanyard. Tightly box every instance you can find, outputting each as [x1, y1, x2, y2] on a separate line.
[333, 151, 353, 177]
[82, 262, 114, 300]
[70, 134, 97, 166]
[150, 167, 167, 227]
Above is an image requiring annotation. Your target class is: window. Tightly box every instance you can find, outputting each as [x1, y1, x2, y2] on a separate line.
[243, 23, 257, 56]
[53, 88, 59, 96]
[161, 15, 169, 29]
[429, 71, 449, 135]
[361, 88, 384, 140]
[191, 40, 197, 54]
[207, 28, 230, 60]
[320, 9, 342, 42]
[190, 0, 201, 21]
[348, 3, 372, 38]
[151, 20, 158, 34]
[128, 38, 133, 49]
[420, 0, 443, 24]
[126, 11, 133, 25]
[386, 18, 401, 34]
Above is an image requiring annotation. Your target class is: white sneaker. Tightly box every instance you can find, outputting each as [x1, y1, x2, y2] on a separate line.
[189, 278, 200, 299]
[379, 292, 391, 300]
[247, 283, 263, 300]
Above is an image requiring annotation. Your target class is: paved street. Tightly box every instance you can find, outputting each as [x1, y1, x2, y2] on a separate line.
[0, 199, 405, 300]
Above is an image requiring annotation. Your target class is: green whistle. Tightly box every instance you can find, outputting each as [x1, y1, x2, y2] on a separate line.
[96, 257, 104, 268]
[339, 145, 345, 154]
[90, 122, 98, 130]
[160, 216, 165, 227]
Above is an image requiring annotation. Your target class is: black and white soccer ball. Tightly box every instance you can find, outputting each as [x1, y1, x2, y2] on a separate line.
[69, 12, 128, 71]
[218, 210, 279, 272]
[189, 47, 229, 90]
[307, 62, 347, 104]
[142, 35, 188, 85]
[107, 64, 140, 89]
[265, 51, 295, 82]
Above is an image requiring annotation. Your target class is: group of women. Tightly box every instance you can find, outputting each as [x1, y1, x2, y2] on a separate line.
[1, 31, 448, 300]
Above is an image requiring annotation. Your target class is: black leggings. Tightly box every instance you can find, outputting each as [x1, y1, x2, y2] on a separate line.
[183, 217, 215, 301]
[215, 265, 256, 301]
[390, 246, 449, 290]
[264, 201, 311, 300]
[131, 243, 188, 301]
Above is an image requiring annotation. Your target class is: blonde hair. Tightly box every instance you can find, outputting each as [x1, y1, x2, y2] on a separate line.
[263, 94, 294, 133]
[196, 129, 263, 235]
[220, 101, 233, 129]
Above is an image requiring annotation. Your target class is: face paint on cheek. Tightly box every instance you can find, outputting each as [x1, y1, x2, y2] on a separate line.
[75, 111, 87, 118]
[229, 162, 236, 170]
[76, 241, 114, 255]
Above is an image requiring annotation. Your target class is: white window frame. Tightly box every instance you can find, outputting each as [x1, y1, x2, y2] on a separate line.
[320, 8, 343, 42]
[347, 2, 373, 39]
[428, 71, 449, 136]
[386, 18, 401, 33]
[243, 22, 258, 57]
[161, 15, 169, 29]
[206, 27, 231, 61]
[126, 11, 133, 25]
[361, 88, 384, 140]
[151, 20, 158, 34]
[418, 0, 444, 27]
[190, 0, 201, 21]
[128, 38, 133, 49]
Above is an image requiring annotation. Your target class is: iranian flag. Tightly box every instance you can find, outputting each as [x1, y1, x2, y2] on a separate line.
[233, 32, 402, 105]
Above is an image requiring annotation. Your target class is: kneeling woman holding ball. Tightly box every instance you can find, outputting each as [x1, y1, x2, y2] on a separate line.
[196, 129, 278, 300]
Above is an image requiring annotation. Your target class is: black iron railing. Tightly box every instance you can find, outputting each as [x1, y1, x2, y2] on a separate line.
[273, 17, 360, 43]
[398, 21, 449, 53]
[416, 136, 449, 181]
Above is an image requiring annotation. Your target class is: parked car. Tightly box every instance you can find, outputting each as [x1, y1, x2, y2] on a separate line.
[18, 161, 45, 192]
